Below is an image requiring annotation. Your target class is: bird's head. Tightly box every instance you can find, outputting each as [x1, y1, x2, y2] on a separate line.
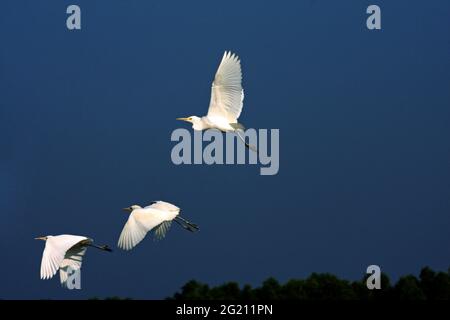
[34, 236, 49, 241]
[176, 116, 203, 129]
[123, 205, 141, 213]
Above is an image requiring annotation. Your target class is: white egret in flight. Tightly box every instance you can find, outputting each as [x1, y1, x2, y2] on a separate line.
[177, 51, 256, 151]
[35, 234, 111, 287]
[118, 200, 199, 251]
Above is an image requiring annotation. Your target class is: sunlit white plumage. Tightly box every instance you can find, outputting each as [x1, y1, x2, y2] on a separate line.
[35, 234, 111, 287]
[207, 51, 244, 124]
[177, 51, 255, 150]
[118, 201, 199, 251]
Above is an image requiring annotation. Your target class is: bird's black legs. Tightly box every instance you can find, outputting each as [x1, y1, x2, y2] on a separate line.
[89, 243, 113, 252]
[234, 130, 257, 152]
[175, 216, 199, 232]
[174, 218, 192, 232]
[177, 216, 199, 230]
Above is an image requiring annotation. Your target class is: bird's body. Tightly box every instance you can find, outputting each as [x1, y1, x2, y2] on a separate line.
[35, 234, 111, 287]
[177, 51, 255, 150]
[118, 200, 199, 251]
[189, 115, 236, 132]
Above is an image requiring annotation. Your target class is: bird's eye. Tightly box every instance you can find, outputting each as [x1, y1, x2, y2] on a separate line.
[189, 117, 192, 120]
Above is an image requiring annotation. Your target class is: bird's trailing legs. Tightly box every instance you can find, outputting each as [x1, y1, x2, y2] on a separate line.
[235, 129, 258, 152]
[175, 216, 199, 232]
[174, 219, 191, 231]
[177, 216, 199, 231]
[88, 243, 113, 252]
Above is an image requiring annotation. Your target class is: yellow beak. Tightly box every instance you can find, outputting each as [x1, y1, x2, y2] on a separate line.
[34, 237, 46, 241]
[176, 117, 190, 122]
[123, 207, 132, 212]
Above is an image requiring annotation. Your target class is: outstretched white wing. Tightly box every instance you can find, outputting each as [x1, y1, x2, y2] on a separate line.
[153, 221, 173, 240]
[145, 200, 180, 212]
[118, 209, 167, 250]
[207, 51, 244, 123]
[59, 245, 89, 287]
[40, 235, 89, 280]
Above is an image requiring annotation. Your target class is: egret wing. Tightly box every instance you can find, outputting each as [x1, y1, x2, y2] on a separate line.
[145, 200, 180, 212]
[118, 210, 165, 250]
[207, 51, 244, 122]
[40, 235, 89, 280]
[59, 244, 88, 287]
[153, 221, 173, 240]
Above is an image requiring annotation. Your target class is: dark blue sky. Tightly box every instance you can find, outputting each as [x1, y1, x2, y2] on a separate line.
[1, 0, 449, 299]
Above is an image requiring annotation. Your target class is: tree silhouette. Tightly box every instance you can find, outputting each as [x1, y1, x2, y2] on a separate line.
[419, 266, 450, 300]
[168, 266, 450, 300]
[394, 275, 426, 300]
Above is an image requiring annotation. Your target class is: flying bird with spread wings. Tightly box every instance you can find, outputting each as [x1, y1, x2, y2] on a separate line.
[118, 200, 199, 251]
[35, 234, 111, 288]
[177, 51, 256, 151]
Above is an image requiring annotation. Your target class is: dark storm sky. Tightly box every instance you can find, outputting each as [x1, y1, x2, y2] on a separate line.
[1, 0, 449, 299]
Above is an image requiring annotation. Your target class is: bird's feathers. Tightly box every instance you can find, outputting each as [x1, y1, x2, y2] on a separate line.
[154, 221, 173, 240]
[207, 51, 244, 123]
[117, 212, 150, 250]
[39, 235, 90, 280]
[145, 200, 180, 212]
[59, 245, 88, 287]
[118, 202, 180, 250]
